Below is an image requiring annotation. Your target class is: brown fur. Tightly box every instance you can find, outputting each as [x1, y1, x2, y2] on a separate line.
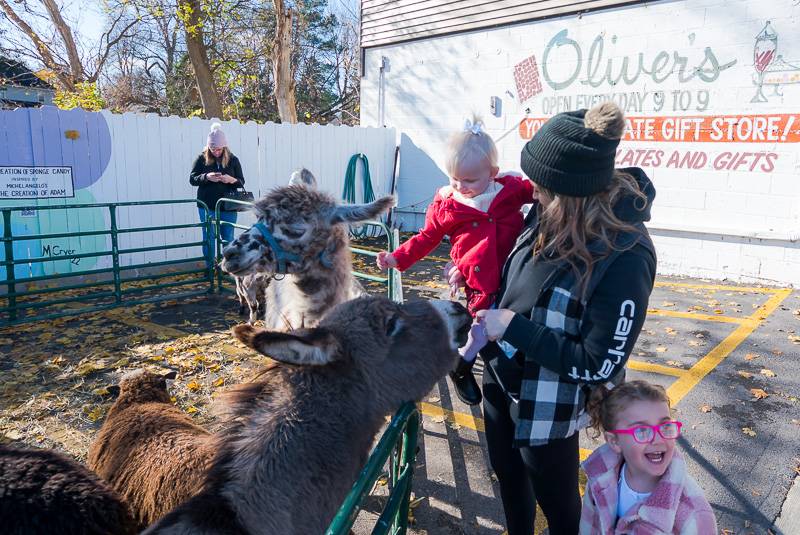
[144, 297, 470, 535]
[0, 444, 136, 535]
[87, 370, 214, 530]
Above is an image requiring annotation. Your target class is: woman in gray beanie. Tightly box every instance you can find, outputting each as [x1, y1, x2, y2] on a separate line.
[453, 102, 657, 534]
[189, 122, 245, 262]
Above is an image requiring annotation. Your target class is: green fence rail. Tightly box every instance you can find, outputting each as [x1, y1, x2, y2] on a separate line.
[327, 402, 420, 535]
[1, 199, 214, 326]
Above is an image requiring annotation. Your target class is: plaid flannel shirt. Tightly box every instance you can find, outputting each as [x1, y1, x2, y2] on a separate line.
[513, 268, 626, 446]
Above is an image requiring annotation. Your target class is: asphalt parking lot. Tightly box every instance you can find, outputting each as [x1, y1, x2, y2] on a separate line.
[354, 239, 800, 535]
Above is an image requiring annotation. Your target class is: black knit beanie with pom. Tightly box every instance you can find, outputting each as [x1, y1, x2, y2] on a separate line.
[520, 103, 625, 197]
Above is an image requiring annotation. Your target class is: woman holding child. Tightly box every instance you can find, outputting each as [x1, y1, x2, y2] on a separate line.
[384, 101, 715, 533]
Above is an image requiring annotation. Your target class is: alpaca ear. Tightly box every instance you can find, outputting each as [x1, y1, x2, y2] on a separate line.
[329, 196, 396, 225]
[233, 324, 341, 366]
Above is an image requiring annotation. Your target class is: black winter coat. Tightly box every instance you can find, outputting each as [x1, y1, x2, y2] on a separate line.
[189, 153, 245, 210]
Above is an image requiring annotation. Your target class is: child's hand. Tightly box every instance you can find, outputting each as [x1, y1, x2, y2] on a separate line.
[459, 320, 490, 362]
[443, 261, 465, 297]
[376, 251, 398, 271]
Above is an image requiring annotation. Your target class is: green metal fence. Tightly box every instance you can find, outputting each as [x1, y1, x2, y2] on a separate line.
[327, 402, 420, 535]
[1, 199, 214, 326]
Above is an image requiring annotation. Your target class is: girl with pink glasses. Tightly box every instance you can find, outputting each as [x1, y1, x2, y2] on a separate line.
[580, 380, 717, 534]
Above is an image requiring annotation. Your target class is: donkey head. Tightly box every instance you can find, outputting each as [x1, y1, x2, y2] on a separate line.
[107, 369, 177, 405]
[233, 296, 471, 410]
[220, 171, 394, 277]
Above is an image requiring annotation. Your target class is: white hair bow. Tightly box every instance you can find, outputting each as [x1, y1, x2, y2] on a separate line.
[463, 119, 482, 135]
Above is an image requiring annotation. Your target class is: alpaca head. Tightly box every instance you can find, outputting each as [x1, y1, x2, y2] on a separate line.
[220, 172, 394, 277]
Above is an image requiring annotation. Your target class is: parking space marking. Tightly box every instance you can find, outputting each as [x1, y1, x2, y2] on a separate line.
[647, 308, 749, 324]
[666, 288, 792, 405]
[653, 281, 781, 293]
[417, 402, 593, 462]
[627, 359, 686, 377]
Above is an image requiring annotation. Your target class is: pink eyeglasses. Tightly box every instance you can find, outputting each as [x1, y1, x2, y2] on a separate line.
[609, 421, 683, 444]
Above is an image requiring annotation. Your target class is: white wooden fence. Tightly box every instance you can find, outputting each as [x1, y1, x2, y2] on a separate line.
[0, 107, 397, 278]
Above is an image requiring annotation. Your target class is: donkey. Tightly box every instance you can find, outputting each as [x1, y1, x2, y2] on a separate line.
[144, 295, 470, 535]
[220, 171, 394, 330]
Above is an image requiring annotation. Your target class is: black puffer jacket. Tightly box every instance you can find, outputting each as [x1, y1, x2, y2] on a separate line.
[189, 153, 245, 210]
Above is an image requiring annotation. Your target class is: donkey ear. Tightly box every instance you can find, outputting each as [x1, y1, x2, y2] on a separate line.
[329, 196, 396, 225]
[233, 324, 341, 366]
[107, 385, 121, 398]
[162, 370, 178, 380]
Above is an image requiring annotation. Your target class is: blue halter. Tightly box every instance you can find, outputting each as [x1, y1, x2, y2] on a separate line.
[250, 222, 334, 274]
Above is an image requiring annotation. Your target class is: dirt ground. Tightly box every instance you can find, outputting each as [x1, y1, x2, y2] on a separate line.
[2, 236, 799, 534]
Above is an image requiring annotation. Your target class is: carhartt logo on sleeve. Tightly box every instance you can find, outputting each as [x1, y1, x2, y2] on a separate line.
[569, 299, 635, 381]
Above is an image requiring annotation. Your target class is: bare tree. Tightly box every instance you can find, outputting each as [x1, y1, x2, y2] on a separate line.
[272, 0, 297, 123]
[177, 0, 223, 118]
[0, 0, 138, 91]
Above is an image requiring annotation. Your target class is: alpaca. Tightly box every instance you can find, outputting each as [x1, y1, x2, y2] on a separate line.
[234, 272, 270, 324]
[144, 295, 471, 534]
[220, 169, 394, 330]
[87, 370, 215, 530]
[231, 168, 317, 324]
[0, 444, 136, 535]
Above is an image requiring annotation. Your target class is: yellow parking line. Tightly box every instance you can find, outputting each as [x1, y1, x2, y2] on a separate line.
[654, 281, 786, 294]
[419, 402, 485, 432]
[647, 308, 749, 324]
[627, 359, 686, 377]
[418, 402, 593, 460]
[667, 288, 792, 405]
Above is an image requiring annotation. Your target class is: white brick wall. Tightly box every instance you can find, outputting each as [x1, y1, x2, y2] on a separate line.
[362, 0, 800, 286]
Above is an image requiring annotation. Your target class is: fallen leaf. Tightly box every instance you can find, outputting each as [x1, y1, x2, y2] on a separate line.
[186, 406, 198, 414]
[688, 340, 701, 347]
[745, 353, 759, 361]
[690, 305, 705, 311]
[738, 371, 754, 379]
[695, 332, 705, 339]
[742, 427, 756, 437]
[91, 387, 110, 396]
[772, 349, 784, 356]
[186, 380, 201, 392]
[700, 404, 712, 413]
[789, 335, 800, 344]
[431, 415, 445, 424]
[666, 360, 683, 368]
[427, 396, 441, 403]
[791, 419, 800, 426]
[213, 377, 225, 387]
[713, 309, 724, 315]
[750, 388, 769, 400]
[760, 369, 777, 378]
[665, 327, 677, 336]
[656, 346, 668, 353]
[661, 301, 676, 307]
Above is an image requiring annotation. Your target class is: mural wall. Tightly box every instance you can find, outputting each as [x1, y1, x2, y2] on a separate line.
[0, 107, 396, 280]
[361, 0, 800, 284]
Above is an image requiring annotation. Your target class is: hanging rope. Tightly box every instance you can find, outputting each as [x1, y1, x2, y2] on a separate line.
[342, 153, 380, 238]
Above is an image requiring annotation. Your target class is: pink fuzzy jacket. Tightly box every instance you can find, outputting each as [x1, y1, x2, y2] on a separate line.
[580, 444, 718, 534]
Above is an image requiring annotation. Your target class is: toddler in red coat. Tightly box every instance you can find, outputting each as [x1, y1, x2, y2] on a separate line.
[377, 117, 535, 405]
